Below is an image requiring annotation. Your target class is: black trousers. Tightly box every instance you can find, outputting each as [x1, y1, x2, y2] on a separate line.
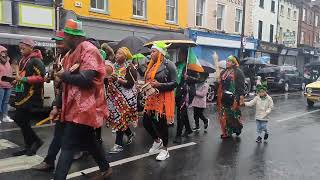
[54, 122, 110, 180]
[194, 107, 208, 128]
[143, 113, 169, 147]
[14, 108, 41, 148]
[115, 128, 132, 146]
[44, 121, 65, 165]
[176, 105, 192, 137]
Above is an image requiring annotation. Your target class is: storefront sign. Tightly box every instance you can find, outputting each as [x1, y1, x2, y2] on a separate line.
[283, 32, 296, 46]
[258, 41, 279, 54]
[34, 41, 56, 48]
[19, 3, 55, 29]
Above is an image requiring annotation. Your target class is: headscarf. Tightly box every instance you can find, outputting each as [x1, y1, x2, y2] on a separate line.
[151, 41, 171, 56]
[118, 47, 133, 60]
[227, 55, 239, 67]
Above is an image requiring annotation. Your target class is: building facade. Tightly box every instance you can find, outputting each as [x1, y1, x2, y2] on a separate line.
[62, 0, 188, 41]
[186, 0, 257, 62]
[0, 0, 56, 61]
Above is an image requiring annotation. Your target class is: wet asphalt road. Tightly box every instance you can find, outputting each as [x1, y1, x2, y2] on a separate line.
[0, 92, 320, 180]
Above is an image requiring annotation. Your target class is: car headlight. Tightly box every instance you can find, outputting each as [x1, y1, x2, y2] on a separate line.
[307, 88, 312, 93]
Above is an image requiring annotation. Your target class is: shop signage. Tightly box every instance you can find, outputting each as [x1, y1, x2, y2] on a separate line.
[227, 0, 243, 5]
[283, 32, 296, 46]
[19, 3, 55, 29]
[258, 41, 279, 53]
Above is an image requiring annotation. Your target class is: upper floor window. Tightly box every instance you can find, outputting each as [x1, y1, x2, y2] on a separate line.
[280, 5, 284, 16]
[217, 4, 225, 31]
[293, 11, 297, 21]
[302, 8, 307, 22]
[271, 1, 275, 13]
[133, 0, 146, 18]
[259, 0, 264, 8]
[315, 15, 319, 27]
[196, 0, 205, 26]
[300, 31, 305, 44]
[235, 9, 242, 33]
[166, 0, 178, 23]
[287, 8, 291, 19]
[90, 0, 108, 13]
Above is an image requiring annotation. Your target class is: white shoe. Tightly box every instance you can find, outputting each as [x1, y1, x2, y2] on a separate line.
[148, 139, 163, 153]
[156, 149, 170, 161]
[109, 144, 123, 154]
[3, 116, 14, 123]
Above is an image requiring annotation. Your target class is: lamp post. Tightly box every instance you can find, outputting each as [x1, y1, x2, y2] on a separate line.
[240, 0, 247, 60]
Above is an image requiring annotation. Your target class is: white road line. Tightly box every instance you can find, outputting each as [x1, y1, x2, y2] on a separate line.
[276, 109, 320, 122]
[0, 123, 55, 133]
[65, 142, 197, 179]
[0, 139, 18, 150]
[0, 155, 43, 173]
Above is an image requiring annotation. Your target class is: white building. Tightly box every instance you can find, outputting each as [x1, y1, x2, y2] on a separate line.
[277, 0, 299, 48]
[252, 0, 279, 43]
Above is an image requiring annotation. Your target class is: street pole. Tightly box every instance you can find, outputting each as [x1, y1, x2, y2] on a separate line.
[240, 0, 246, 60]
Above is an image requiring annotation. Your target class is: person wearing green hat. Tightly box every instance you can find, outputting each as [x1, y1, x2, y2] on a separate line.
[244, 84, 274, 143]
[143, 41, 177, 161]
[53, 19, 111, 179]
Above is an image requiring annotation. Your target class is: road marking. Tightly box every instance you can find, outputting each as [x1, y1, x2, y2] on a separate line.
[0, 139, 18, 150]
[65, 142, 197, 179]
[0, 123, 55, 133]
[0, 155, 43, 173]
[276, 109, 320, 122]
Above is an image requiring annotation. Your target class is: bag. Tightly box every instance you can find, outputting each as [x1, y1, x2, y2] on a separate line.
[222, 91, 235, 107]
[136, 81, 159, 112]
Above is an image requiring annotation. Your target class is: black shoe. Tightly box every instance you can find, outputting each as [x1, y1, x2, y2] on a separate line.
[204, 120, 210, 132]
[26, 140, 43, 156]
[256, 136, 262, 143]
[12, 149, 28, 156]
[173, 136, 182, 144]
[264, 133, 269, 140]
[126, 132, 135, 145]
[183, 130, 193, 137]
[192, 127, 201, 132]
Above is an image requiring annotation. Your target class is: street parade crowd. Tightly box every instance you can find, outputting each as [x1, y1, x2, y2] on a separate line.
[0, 19, 274, 180]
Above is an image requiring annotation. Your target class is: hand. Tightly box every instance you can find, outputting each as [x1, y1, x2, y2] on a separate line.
[117, 78, 126, 85]
[11, 80, 17, 85]
[70, 63, 80, 72]
[150, 80, 160, 88]
[55, 68, 64, 78]
[240, 96, 245, 105]
[49, 106, 59, 119]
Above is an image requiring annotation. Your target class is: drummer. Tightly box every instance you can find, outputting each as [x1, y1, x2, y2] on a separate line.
[143, 41, 177, 161]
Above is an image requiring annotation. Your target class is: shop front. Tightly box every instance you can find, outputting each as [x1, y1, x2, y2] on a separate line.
[256, 41, 280, 65]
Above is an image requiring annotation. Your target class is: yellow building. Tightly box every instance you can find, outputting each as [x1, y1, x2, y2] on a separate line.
[62, 0, 188, 41]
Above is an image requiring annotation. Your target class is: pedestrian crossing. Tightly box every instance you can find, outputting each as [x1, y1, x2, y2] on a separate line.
[0, 139, 43, 174]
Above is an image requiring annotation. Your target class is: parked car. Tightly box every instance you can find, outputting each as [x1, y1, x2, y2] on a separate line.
[257, 65, 305, 92]
[304, 78, 320, 107]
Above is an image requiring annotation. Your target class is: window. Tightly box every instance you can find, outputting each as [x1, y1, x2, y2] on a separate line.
[308, 11, 313, 25]
[217, 4, 225, 31]
[259, 0, 264, 8]
[196, 0, 205, 26]
[280, 5, 284, 16]
[303, 8, 306, 22]
[270, 24, 274, 43]
[293, 11, 297, 21]
[133, 0, 146, 18]
[287, 8, 291, 19]
[166, 0, 177, 23]
[235, 9, 242, 33]
[258, 20, 263, 40]
[300, 31, 305, 44]
[90, 0, 108, 13]
[316, 16, 319, 27]
[271, 1, 275, 13]
[279, 27, 283, 42]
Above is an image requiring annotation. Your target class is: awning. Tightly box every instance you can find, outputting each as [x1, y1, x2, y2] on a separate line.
[0, 33, 56, 48]
[287, 50, 299, 56]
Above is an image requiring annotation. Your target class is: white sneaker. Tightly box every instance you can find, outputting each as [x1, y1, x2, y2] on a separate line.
[109, 144, 123, 154]
[3, 116, 14, 123]
[148, 139, 163, 153]
[156, 149, 170, 161]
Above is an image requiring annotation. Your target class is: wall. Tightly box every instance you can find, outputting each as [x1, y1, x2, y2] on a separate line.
[298, 2, 315, 46]
[252, 0, 278, 42]
[63, 0, 188, 31]
[187, 0, 253, 37]
[278, 0, 299, 48]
